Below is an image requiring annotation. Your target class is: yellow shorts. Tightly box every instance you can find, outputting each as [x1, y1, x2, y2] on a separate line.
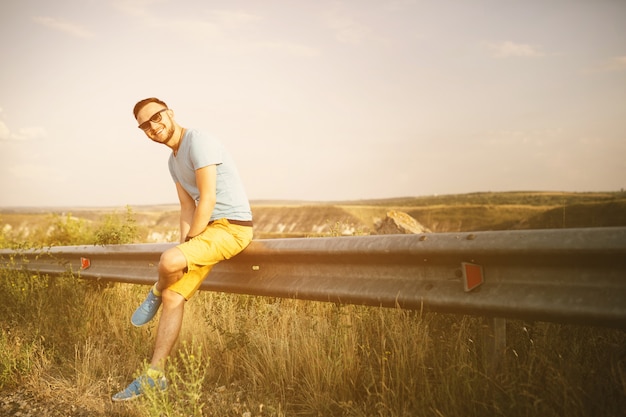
[168, 218, 253, 300]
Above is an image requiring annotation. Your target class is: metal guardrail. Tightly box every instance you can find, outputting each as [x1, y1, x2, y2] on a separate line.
[2, 227, 625, 329]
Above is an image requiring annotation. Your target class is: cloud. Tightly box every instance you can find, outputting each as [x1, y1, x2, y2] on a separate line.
[112, 2, 318, 58]
[482, 128, 564, 151]
[485, 41, 544, 58]
[5, 162, 55, 181]
[0, 121, 47, 141]
[33, 16, 94, 38]
[210, 9, 262, 27]
[324, 7, 374, 45]
[33, 16, 94, 39]
[252, 40, 320, 58]
[111, 0, 163, 18]
[113, 0, 259, 36]
[327, 15, 370, 45]
[589, 55, 626, 73]
[158, 9, 262, 39]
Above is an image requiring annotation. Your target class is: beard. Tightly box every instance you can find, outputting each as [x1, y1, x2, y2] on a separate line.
[149, 124, 175, 145]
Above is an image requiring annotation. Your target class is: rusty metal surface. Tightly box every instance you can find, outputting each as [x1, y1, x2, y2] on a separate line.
[2, 227, 625, 328]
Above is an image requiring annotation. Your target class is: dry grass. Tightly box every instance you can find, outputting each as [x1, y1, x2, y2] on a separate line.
[0, 272, 624, 416]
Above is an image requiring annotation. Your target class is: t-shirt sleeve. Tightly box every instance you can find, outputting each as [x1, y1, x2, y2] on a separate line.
[168, 155, 178, 183]
[190, 134, 223, 170]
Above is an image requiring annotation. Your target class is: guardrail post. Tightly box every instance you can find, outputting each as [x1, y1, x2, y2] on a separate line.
[483, 317, 507, 375]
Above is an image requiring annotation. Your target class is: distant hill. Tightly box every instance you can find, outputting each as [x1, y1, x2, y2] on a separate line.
[250, 192, 626, 237]
[1, 191, 625, 241]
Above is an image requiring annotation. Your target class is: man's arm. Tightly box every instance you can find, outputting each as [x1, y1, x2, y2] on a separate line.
[182, 165, 217, 241]
[176, 182, 196, 244]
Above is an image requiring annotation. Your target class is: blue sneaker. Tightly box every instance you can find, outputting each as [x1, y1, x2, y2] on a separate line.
[112, 374, 167, 402]
[131, 288, 162, 327]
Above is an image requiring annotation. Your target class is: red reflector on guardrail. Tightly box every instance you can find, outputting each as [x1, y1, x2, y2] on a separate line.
[80, 257, 91, 270]
[462, 262, 483, 292]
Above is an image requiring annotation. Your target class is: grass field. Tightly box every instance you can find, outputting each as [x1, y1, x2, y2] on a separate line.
[0, 191, 625, 416]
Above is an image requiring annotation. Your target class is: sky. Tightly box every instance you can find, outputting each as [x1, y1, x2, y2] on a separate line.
[1, 0, 625, 208]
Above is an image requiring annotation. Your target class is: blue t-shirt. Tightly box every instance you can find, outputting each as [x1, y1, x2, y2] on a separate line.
[168, 129, 252, 221]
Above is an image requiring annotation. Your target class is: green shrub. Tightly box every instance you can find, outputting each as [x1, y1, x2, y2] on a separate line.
[94, 206, 138, 245]
[44, 213, 93, 246]
[140, 341, 209, 417]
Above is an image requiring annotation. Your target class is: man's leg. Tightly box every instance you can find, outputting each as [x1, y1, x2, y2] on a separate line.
[113, 249, 188, 401]
[131, 247, 187, 327]
[151, 247, 188, 366]
[150, 288, 185, 368]
[114, 222, 252, 401]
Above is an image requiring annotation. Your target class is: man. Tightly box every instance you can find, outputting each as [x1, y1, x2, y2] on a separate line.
[112, 97, 253, 401]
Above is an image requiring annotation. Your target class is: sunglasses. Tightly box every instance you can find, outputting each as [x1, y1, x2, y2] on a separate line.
[138, 108, 168, 131]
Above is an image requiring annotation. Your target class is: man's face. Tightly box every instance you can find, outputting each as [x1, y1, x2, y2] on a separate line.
[136, 102, 175, 144]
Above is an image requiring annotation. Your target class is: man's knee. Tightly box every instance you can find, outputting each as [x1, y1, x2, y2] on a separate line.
[159, 247, 187, 276]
